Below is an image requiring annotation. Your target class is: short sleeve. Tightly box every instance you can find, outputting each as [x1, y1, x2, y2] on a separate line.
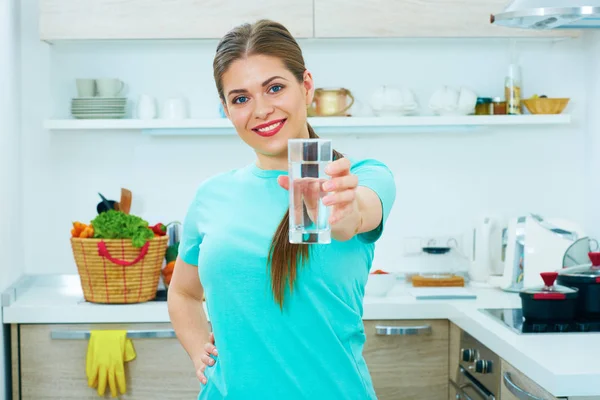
[178, 186, 204, 266]
[351, 158, 396, 244]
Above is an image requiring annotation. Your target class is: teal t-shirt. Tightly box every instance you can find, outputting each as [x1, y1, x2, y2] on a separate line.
[179, 158, 396, 400]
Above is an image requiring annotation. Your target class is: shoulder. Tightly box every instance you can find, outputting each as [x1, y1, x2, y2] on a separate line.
[190, 166, 250, 200]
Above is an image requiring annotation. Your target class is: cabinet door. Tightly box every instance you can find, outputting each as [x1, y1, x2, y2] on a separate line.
[363, 320, 449, 400]
[314, 0, 578, 38]
[501, 359, 560, 400]
[39, 0, 313, 40]
[19, 323, 200, 399]
[448, 322, 461, 382]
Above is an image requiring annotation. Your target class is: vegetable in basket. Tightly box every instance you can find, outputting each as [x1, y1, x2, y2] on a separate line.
[71, 222, 95, 238]
[90, 210, 155, 248]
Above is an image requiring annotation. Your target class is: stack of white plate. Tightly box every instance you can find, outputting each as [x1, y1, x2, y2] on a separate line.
[71, 97, 128, 119]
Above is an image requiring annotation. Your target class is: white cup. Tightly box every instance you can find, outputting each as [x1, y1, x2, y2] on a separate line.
[96, 78, 124, 98]
[137, 94, 157, 119]
[76, 79, 96, 97]
[161, 97, 188, 120]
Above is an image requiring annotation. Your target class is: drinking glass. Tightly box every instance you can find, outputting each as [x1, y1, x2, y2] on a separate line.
[288, 138, 333, 244]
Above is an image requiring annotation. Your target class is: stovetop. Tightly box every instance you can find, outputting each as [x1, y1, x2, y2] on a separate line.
[481, 308, 600, 334]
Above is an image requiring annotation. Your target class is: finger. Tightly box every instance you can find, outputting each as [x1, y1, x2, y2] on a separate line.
[116, 362, 127, 394]
[292, 178, 304, 227]
[196, 368, 208, 385]
[87, 360, 98, 388]
[277, 175, 289, 191]
[201, 353, 215, 366]
[303, 178, 321, 222]
[108, 365, 117, 398]
[204, 341, 218, 357]
[325, 158, 351, 177]
[97, 367, 107, 396]
[323, 174, 358, 192]
[323, 189, 356, 206]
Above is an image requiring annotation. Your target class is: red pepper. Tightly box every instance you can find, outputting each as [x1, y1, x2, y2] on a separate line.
[150, 223, 167, 236]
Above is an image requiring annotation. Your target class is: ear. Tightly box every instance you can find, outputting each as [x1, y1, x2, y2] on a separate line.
[302, 70, 315, 107]
[220, 100, 231, 119]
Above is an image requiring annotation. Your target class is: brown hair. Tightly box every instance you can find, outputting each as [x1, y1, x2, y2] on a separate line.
[213, 20, 344, 308]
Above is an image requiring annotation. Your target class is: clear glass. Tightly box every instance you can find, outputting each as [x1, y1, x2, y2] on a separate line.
[288, 138, 333, 244]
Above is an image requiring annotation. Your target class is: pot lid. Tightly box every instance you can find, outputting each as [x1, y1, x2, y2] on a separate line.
[491, 0, 600, 30]
[521, 272, 578, 294]
[559, 264, 600, 278]
[559, 252, 600, 278]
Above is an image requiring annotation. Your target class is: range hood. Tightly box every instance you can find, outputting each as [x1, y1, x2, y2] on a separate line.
[491, 0, 600, 29]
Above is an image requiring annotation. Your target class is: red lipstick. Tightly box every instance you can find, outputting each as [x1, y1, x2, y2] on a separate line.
[252, 118, 286, 137]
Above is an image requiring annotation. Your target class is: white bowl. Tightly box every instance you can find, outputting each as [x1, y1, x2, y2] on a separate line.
[365, 273, 397, 297]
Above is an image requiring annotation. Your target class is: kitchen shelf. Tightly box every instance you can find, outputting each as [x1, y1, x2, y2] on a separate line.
[44, 115, 572, 135]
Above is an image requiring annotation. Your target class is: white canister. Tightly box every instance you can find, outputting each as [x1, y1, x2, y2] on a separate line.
[136, 94, 157, 120]
[161, 97, 188, 120]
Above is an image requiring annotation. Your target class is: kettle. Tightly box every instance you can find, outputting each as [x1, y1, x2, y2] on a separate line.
[492, 214, 584, 292]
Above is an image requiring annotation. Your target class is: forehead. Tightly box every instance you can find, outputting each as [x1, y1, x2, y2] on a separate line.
[222, 54, 292, 91]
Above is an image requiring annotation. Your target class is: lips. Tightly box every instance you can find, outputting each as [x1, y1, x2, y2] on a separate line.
[251, 118, 286, 137]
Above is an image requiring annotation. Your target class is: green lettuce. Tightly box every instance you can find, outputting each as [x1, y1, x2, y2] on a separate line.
[91, 210, 155, 248]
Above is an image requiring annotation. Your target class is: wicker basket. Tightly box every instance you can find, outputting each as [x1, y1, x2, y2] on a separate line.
[522, 98, 570, 114]
[70, 236, 169, 304]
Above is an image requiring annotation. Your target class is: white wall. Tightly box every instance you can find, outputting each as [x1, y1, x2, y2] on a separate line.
[20, 1, 591, 277]
[585, 32, 600, 241]
[0, 0, 22, 398]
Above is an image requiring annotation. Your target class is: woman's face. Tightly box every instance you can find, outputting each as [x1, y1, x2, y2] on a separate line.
[221, 54, 314, 168]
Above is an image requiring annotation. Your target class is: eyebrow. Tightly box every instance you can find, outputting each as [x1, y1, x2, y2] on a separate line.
[227, 76, 288, 97]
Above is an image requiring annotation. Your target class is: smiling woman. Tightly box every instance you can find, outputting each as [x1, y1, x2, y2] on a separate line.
[167, 19, 397, 400]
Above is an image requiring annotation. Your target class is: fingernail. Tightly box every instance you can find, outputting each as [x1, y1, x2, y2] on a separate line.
[209, 359, 214, 365]
[213, 349, 218, 356]
[323, 181, 333, 191]
[323, 195, 333, 205]
[203, 378, 207, 384]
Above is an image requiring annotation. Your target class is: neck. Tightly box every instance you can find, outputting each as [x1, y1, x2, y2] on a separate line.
[256, 154, 287, 171]
[255, 122, 311, 171]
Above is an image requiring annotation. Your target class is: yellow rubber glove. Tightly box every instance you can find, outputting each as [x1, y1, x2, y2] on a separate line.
[86, 330, 137, 398]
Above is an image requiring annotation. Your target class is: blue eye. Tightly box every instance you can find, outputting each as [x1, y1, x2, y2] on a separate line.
[233, 96, 248, 104]
[269, 85, 283, 93]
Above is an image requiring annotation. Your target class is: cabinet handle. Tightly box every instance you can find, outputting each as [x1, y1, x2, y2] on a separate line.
[51, 329, 176, 340]
[375, 325, 431, 336]
[503, 372, 543, 400]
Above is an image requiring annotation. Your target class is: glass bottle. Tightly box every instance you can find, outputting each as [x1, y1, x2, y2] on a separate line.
[505, 64, 522, 115]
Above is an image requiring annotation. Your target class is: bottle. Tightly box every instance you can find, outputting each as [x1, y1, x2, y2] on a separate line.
[505, 64, 522, 115]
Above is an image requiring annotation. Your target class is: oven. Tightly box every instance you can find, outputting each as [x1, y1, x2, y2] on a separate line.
[451, 330, 500, 400]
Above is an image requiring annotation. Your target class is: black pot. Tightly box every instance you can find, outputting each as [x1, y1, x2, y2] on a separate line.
[519, 272, 579, 321]
[557, 257, 600, 318]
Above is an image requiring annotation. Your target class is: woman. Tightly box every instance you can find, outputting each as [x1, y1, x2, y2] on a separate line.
[167, 19, 396, 400]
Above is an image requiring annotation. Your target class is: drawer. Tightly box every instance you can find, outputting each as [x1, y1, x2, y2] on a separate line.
[17, 323, 199, 399]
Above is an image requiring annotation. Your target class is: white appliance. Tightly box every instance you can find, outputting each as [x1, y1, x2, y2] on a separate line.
[483, 215, 585, 291]
[491, 0, 600, 30]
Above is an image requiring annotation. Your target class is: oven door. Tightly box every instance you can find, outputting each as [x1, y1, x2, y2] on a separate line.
[451, 366, 496, 400]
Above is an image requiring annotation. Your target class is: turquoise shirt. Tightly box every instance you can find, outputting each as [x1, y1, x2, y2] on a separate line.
[179, 158, 396, 400]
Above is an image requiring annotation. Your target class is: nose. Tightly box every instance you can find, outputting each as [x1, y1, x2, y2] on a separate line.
[253, 96, 274, 120]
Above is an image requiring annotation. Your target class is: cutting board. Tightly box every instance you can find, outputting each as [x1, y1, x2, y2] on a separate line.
[408, 287, 477, 300]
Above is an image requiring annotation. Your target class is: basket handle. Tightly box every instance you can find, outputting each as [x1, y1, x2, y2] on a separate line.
[97, 241, 150, 266]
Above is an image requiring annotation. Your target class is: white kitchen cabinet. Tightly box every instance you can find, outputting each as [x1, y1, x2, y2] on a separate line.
[314, 0, 579, 38]
[39, 0, 313, 41]
[363, 320, 449, 400]
[501, 359, 561, 400]
[15, 323, 199, 399]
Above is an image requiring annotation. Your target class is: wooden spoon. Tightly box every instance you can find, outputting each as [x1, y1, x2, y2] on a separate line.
[120, 188, 132, 214]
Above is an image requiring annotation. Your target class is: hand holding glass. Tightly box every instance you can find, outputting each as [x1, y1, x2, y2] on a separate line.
[288, 139, 333, 244]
